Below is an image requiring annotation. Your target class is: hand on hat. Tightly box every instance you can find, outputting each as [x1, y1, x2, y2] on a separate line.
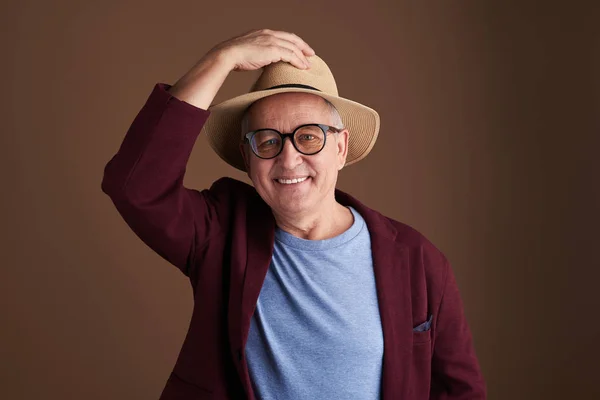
[211, 29, 315, 72]
[168, 29, 315, 109]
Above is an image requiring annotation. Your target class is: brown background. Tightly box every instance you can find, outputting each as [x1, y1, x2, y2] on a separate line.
[2, 0, 599, 399]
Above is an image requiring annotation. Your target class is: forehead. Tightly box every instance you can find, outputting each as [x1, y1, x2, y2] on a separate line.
[246, 92, 330, 129]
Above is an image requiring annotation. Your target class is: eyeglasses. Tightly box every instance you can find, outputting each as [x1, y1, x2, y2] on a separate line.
[243, 124, 342, 160]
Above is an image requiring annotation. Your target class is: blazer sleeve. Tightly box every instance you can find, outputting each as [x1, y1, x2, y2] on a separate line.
[101, 83, 221, 278]
[430, 259, 487, 399]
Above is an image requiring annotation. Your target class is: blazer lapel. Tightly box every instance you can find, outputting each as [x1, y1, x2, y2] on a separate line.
[227, 197, 250, 393]
[241, 195, 275, 348]
[370, 231, 412, 398]
[229, 192, 275, 399]
[336, 190, 413, 399]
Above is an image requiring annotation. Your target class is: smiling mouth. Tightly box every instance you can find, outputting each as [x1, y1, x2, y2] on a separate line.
[274, 177, 310, 185]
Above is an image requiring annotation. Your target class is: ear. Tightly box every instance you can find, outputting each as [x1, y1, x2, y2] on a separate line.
[336, 129, 349, 170]
[239, 143, 251, 174]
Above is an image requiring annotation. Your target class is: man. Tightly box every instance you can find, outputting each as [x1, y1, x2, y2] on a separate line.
[102, 29, 486, 399]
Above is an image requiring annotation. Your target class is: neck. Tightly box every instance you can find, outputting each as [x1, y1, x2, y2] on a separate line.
[272, 198, 354, 241]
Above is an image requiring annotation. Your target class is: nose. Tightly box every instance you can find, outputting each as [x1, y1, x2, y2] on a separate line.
[276, 137, 303, 170]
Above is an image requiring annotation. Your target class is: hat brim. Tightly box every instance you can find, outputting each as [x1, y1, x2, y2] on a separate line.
[201, 87, 380, 172]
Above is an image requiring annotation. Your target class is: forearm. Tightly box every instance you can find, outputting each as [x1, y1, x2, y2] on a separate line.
[168, 51, 234, 110]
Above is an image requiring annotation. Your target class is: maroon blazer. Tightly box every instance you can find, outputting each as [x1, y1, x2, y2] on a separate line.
[101, 83, 486, 399]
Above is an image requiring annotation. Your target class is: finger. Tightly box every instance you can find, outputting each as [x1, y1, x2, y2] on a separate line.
[271, 38, 310, 68]
[267, 30, 315, 56]
[277, 32, 315, 57]
[275, 47, 309, 70]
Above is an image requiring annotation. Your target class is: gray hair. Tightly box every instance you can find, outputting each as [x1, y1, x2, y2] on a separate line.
[322, 98, 344, 130]
[240, 96, 344, 139]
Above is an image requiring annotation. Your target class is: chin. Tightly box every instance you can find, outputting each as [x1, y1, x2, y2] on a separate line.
[276, 202, 310, 217]
[273, 192, 313, 214]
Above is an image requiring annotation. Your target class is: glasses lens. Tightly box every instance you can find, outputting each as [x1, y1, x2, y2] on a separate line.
[294, 125, 325, 154]
[251, 130, 282, 158]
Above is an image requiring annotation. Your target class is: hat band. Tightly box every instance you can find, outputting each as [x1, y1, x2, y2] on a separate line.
[264, 83, 321, 91]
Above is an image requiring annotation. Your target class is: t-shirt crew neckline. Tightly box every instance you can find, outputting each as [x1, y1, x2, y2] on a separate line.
[274, 207, 365, 251]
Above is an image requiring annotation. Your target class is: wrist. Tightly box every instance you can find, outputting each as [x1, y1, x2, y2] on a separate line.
[205, 47, 236, 74]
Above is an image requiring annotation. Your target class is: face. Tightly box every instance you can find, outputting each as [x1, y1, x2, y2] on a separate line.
[240, 92, 349, 217]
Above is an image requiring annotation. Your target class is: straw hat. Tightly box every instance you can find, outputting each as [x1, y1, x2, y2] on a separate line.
[201, 55, 380, 171]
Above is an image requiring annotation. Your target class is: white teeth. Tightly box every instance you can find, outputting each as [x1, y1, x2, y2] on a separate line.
[277, 177, 308, 185]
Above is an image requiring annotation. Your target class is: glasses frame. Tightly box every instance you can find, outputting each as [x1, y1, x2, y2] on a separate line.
[243, 123, 343, 160]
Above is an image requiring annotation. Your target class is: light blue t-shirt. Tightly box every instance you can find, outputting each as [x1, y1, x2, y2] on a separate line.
[245, 207, 384, 400]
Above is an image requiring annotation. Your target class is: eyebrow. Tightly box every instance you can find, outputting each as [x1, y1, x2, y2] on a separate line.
[249, 123, 342, 133]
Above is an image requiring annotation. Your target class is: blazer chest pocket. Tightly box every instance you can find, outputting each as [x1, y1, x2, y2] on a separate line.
[412, 314, 433, 344]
